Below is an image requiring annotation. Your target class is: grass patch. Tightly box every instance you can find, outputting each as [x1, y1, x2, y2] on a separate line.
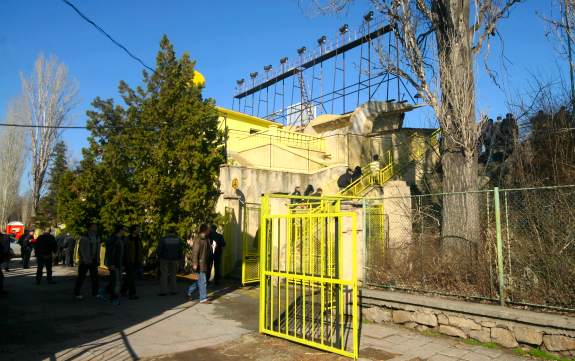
[463, 339, 498, 349]
[513, 347, 575, 361]
[420, 330, 443, 337]
[420, 330, 442, 338]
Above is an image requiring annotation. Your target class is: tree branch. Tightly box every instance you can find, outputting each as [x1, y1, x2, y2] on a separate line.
[473, 0, 522, 53]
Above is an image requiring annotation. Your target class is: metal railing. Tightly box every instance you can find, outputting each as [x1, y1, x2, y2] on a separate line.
[229, 127, 326, 154]
[338, 129, 440, 197]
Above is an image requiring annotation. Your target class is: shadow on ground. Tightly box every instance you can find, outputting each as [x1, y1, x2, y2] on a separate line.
[0, 261, 248, 361]
[143, 332, 398, 361]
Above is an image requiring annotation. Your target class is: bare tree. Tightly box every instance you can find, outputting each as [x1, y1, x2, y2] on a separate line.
[313, 0, 521, 254]
[541, 0, 575, 115]
[0, 99, 26, 227]
[20, 54, 78, 217]
[20, 192, 34, 226]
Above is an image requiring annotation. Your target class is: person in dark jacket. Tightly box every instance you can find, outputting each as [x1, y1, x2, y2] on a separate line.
[1, 232, 11, 272]
[19, 230, 34, 269]
[187, 224, 212, 303]
[0, 233, 9, 295]
[352, 166, 362, 182]
[303, 184, 315, 197]
[290, 186, 302, 204]
[105, 225, 126, 304]
[64, 233, 76, 267]
[337, 168, 354, 190]
[54, 233, 66, 265]
[208, 224, 226, 285]
[121, 225, 143, 300]
[74, 223, 101, 300]
[35, 230, 57, 285]
[157, 227, 183, 296]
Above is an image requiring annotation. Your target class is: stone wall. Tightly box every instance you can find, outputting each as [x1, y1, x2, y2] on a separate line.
[362, 289, 575, 358]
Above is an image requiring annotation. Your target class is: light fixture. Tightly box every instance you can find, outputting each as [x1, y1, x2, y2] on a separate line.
[236, 79, 245, 86]
[317, 35, 327, 45]
[250, 72, 258, 79]
[364, 11, 374, 22]
[297, 46, 307, 55]
[339, 24, 349, 34]
[280, 57, 288, 64]
[264, 65, 272, 72]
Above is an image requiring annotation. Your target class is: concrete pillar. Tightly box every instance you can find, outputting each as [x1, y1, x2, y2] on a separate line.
[383, 181, 412, 266]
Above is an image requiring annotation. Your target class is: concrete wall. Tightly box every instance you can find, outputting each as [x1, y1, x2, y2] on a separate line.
[217, 164, 349, 205]
[231, 143, 329, 172]
[383, 181, 413, 255]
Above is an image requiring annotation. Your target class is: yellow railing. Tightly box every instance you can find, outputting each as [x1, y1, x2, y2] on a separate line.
[338, 129, 440, 197]
[229, 126, 326, 153]
[275, 128, 326, 152]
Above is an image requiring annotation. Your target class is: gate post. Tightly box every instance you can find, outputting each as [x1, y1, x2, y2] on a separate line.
[362, 198, 367, 284]
[259, 194, 269, 334]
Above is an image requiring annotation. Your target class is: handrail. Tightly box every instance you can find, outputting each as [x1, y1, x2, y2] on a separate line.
[229, 127, 326, 153]
[337, 129, 440, 197]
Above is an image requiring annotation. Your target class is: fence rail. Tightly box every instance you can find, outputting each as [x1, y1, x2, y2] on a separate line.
[364, 185, 575, 312]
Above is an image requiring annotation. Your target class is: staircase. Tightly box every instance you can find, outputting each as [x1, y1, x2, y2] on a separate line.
[338, 129, 440, 197]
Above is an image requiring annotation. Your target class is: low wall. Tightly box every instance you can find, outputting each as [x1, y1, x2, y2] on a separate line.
[362, 289, 575, 358]
[218, 164, 348, 205]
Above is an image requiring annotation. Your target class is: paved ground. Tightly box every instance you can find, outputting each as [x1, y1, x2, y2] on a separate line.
[1, 261, 529, 361]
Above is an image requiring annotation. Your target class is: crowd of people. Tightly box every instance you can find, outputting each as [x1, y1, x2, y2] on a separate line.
[478, 113, 519, 163]
[287, 154, 382, 201]
[0, 223, 226, 305]
[290, 184, 324, 202]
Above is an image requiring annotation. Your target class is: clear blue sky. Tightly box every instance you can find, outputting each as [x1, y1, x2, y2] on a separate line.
[0, 0, 566, 163]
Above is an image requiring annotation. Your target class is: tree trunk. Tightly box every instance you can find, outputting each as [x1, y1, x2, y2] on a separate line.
[441, 151, 480, 256]
[434, 0, 481, 258]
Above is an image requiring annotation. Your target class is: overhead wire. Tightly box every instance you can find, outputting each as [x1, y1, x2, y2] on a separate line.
[60, 0, 155, 73]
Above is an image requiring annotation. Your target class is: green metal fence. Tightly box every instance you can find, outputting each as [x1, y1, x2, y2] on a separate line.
[364, 185, 575, 312]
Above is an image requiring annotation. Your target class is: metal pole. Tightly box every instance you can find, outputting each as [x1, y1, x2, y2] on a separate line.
[368, 20, 372, 100]
[259, 195, 269, 333]
[494, 187, 505, 306]
[224, 116, 228, 164]
[362, 198, 367, 283]
[307, 142, 310, 172]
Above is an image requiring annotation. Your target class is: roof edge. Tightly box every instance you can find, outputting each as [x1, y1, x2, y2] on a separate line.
[216, 106, 283, 128]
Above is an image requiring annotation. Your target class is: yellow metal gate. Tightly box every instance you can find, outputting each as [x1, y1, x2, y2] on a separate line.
[242, 203, 261, 285]
[365, 203, 387, 283]
[259, 195, 359, 359]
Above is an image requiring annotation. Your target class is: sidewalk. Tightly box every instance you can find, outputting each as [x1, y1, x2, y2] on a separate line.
[1, 265, 529, 361]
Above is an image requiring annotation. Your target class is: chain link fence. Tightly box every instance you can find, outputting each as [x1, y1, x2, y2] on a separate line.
[364, 185, 575, 312]
[500, 186, 575, 310]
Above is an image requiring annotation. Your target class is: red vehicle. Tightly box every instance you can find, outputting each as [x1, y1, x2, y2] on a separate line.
[6, 221, 25, 240]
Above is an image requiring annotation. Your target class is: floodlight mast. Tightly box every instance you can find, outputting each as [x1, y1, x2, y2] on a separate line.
[234, 13, 417, 125]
